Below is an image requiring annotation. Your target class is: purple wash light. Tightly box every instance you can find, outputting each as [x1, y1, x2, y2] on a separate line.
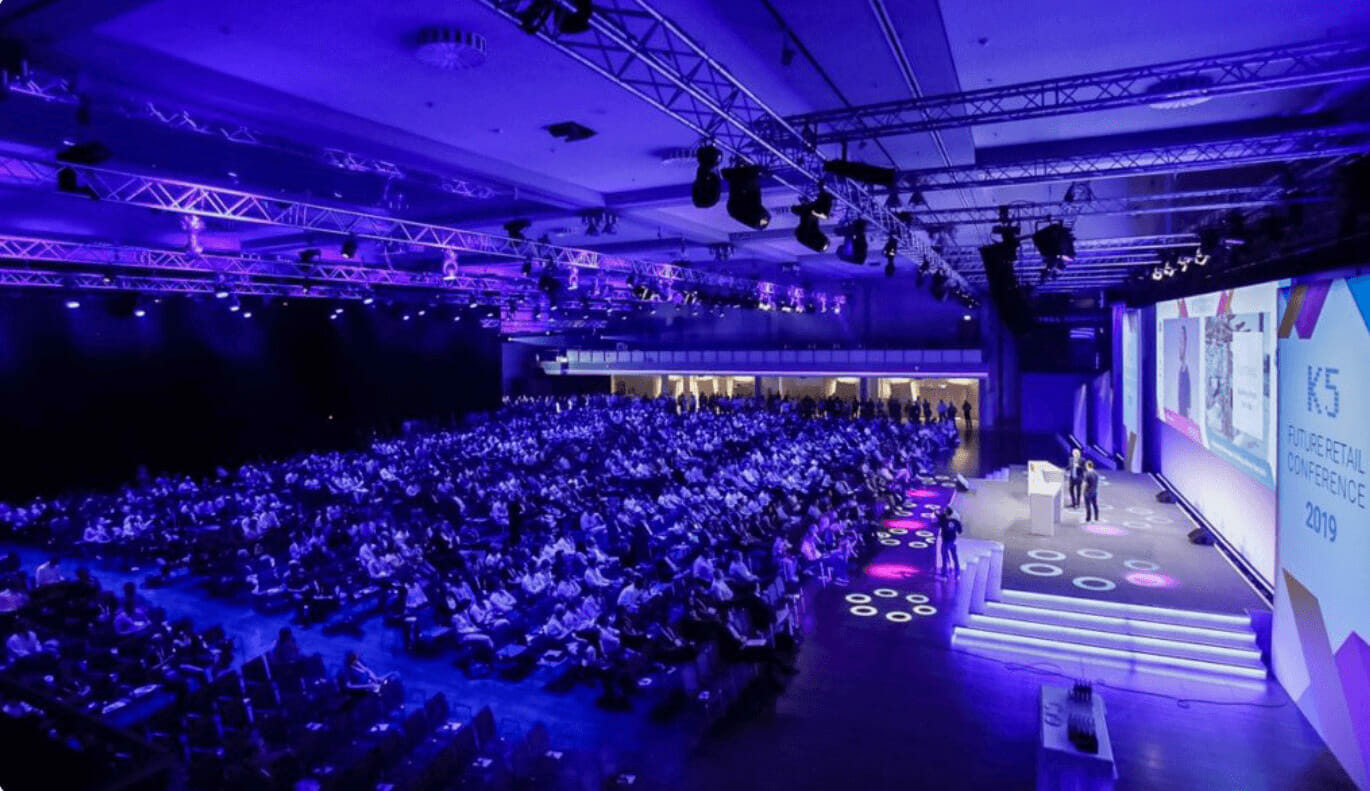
[1083, 523, 1129, 536]
[1125, 571, 1179, 588]
[864, 562, 922, 581]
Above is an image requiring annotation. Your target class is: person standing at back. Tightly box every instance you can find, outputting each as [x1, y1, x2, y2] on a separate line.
[1066, 449, 1085, 509]
[962, 400, 972, 428]
[1082, 461, 1100, 522]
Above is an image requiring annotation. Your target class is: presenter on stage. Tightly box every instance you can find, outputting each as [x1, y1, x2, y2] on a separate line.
[935, 506, 962, 578]
[1082, 461, 1100, 522]
[1066, 448, 1085, 509]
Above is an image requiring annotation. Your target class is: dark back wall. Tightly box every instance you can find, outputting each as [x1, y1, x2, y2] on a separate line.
[0, 294, 501, 500]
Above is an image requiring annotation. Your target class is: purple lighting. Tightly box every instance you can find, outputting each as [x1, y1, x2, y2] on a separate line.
[906, 488, 938, 499]
[884, 518, 928, 530]
[864, 562, 921, 581]
[1126, 571, 1179, 588]
[1083, 524, 1129, 536]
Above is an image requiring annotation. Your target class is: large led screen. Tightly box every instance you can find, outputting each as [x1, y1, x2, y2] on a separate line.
[1155, 282, 1278, 488]
[1272, 275, 1370, 790]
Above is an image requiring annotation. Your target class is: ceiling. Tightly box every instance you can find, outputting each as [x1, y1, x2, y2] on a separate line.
[1, 0, 1368, 308]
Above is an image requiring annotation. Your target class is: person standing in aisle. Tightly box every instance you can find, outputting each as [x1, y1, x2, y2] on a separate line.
[1066, 449, 1085, 509]
[962, 399, 972, 428]
[1082, 461, 1100, 522]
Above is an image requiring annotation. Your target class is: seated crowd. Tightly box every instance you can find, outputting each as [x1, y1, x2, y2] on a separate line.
[1, 395, 958, 703]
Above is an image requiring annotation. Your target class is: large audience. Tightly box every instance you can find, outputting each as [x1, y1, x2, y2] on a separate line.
[2, 395, 959, 692]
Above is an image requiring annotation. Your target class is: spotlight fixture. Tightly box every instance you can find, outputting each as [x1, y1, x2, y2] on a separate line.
[521, 258, 534, 277]
[1032, 220, 1075, 274]
[65, 299, 80, 310]
[882, 236, 898, 260]
[503, 219, 531, 240]
[810, 189, 834, 220]
[722, 164, 770, 229]
[791, 201, 829, 253]
[558, 0, 593, 34]
[181, 215, 206, 255]
[441, 249, 460, 281]
[340, 235, 359, 259]
[581, 211, 601, 236]
[299, 248, 322, 264]
[691, 145, 723, 209]
[835, 219, 868, 265]
[214, 285, 230, 300]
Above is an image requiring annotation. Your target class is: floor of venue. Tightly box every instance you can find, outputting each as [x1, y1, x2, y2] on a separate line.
[957, 466, 1268, 614]
[2, 432, 1350, 790]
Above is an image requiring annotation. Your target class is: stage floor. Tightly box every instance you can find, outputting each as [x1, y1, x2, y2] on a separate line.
[956, 467, 1268, 615]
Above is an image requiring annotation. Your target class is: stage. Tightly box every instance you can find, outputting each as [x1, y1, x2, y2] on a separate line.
[956, 466, 1268, 616]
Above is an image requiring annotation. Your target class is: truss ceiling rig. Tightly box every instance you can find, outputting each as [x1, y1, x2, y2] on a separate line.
[475, 0, 971, 291]
[1, 61, 501, 200]
[0, 154, 843, 311]
[781, 38, 1370, 143]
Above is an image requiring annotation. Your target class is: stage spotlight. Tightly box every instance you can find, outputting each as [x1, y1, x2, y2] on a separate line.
[503, 218, 532, 241]
[691, 145, 722, 209]
[835, 219, 868, 264]
[55, 166, 98, 199]
[558, 0, 593, 34]
[134, 307, 147, 318]
[521, 258, 534, 277]
[299, 248, 322, 264]
[1032, 221, 1075, 269]
[214, 286, 230, 299]
[65, 299, 80, 309]
[930, 271, 949, 301]
[810, 189, 834, 220]
[722, 164, 770, 229]
[362, 295, 375, 305]
[340, 235, 359, 259]
[791, 201, 829, 253]
[882, 236, 898, 260]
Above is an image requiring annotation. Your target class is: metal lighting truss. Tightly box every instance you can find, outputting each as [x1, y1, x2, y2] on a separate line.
[903, 187, 1326, 227]
[900, 123, 1370, 191]
[0, 234, 545, 299]
[2, 64, 500, 200]
[0, 155, 840, 309]
[473, 0, 969, 289]
[783, 38, 1370, 144]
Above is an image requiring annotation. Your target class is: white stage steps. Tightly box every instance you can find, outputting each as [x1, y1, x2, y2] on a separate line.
[953, 589, 1265, 681]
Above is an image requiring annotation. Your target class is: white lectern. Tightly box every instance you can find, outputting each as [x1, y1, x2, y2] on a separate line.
[1027, 461, 1064, 536]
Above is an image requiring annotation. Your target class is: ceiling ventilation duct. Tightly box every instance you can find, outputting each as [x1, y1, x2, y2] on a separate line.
[415, 28, 488, 70]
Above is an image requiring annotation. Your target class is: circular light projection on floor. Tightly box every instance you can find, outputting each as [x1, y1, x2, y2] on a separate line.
[941, 482, 956, 489]
[1125, 571, 1178, 588]
[1122, 521, 1150, 530]
[1145, 516, 1173, 525]
[884, 518, 928, 530]
[1027, 549, 1067, 561]
[844, 593, 873, 604]
[1077, 548, 1114, 560]
[1020, 563, 1064, 577]
[1126, 506, 1154, 516]
[888, 527, 908, 535]
[1083, 524, 1129, 536]
[1123, 559, 1160, 572]
[906, 488, 939, 499]
[876, 531, 890, 539]
[849, 605, 879, 617]
[1072, 576, 1117, 591]
[865, 563, 920, 581]
[912, 605, 938, 616]
[915, 530, 934, 538]
[905, 593, 930, 604]
[880, 538, 901, 546]
[885, 611, 913, 623]
[873, 588, 899, 598]
[909, 541, 929, 549]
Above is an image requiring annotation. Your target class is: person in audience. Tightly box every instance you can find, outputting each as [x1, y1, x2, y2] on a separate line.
[114, 599, 151, 635]
[342, 650, 390, 694]
[270, 627, 301, 665]
[34, 556, 64, 587]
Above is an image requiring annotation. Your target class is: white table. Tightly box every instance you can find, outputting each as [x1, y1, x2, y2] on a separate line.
[1038, 685, 1116, 791]
[1027, 461, 1064, 536]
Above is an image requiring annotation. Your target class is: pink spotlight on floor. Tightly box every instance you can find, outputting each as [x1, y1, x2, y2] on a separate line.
[906, 489, 939, 499]
[884, 518, 928, 530]
[1125, 571, 1178, 588]
[1083, 524, 1129, 536]
[864, 562, 922, 581]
